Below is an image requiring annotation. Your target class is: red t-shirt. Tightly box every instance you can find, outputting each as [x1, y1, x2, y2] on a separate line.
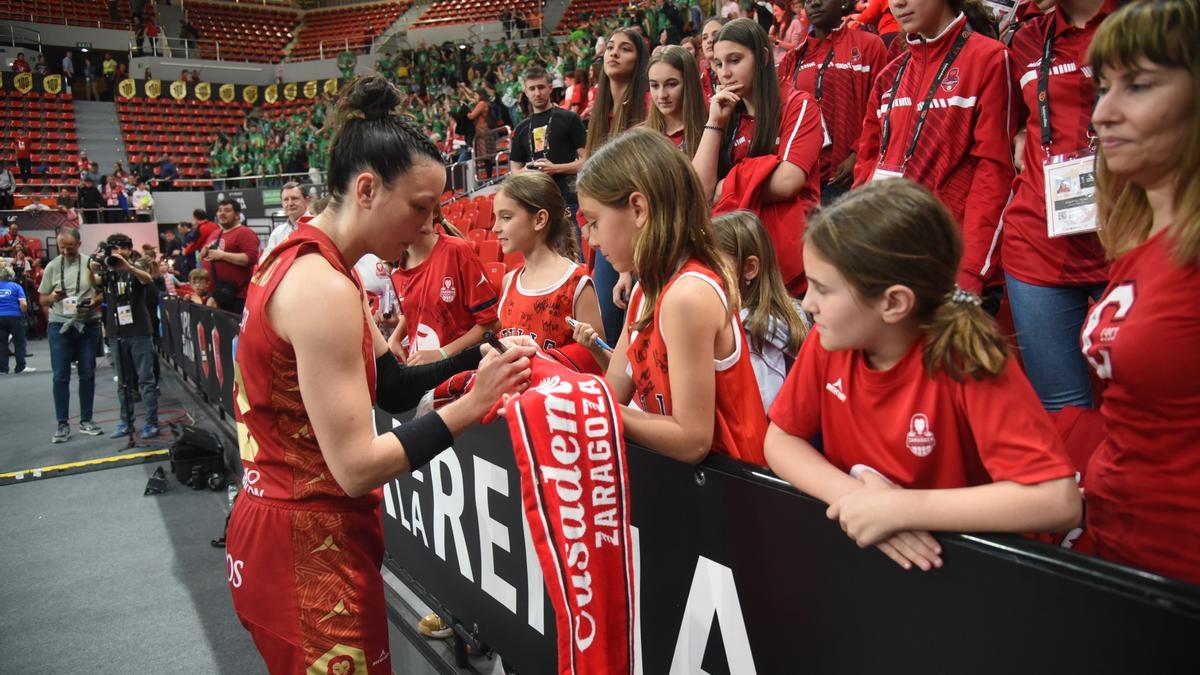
[854, 14, 1017, 293]
[1080, 229, 1200, 583]
[729, 89, 823, 203]
[185, 219, 220, 256]
[777, 26, 889, 181]
[15, 132, 32, 159]
[1002, 2, 1113, 286]
[770, 330, 1075, 489]
[201, 224, 260, 299]
[700, 66, 718, 105]
[498, 262, 592, 350]
[626, 260, 768, 465]
[391, 235, 498, 357]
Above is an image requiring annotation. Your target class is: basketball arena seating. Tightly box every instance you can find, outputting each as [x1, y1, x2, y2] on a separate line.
[442, 192, 527, 292]
[0, 0, 153, 29]
[185, 2, 298, 63]
[555, 0, 628, 34]
[261, 98, 312, 121]
[413, 0, 541, 28]
[289, 1, 410, 61]
[0, 89, 79, 203]
[117, 97, 249, 190]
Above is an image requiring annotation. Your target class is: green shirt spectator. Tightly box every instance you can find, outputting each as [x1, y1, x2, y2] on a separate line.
[337, 49, 356, 79]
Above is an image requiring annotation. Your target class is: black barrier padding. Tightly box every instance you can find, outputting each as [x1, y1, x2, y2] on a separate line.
[157, 301, 1200, 674]
[379, 414, 1200, 675]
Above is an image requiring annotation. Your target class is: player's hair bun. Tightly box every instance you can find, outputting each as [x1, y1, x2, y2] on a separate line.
[337, 76, 401, 123]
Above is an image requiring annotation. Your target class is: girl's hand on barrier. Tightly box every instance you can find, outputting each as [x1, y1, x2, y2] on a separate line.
[828, 472, 919, 550]
[875, 530, 943, 572]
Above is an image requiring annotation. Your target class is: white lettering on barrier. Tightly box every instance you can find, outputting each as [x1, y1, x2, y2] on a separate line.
[668, 557, 758, 675]
[431, 452, 475, 582]
[475, 455, 517, 613]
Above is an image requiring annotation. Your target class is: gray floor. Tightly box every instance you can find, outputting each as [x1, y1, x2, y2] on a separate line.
[0, 339, 478, 674]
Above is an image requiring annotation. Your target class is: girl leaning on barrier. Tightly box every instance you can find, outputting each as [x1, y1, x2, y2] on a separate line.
[224, 76, 535, 674]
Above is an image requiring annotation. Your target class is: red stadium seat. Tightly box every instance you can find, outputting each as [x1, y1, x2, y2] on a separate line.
[467, 229, 488, 247]
[477, 240, 501, 264]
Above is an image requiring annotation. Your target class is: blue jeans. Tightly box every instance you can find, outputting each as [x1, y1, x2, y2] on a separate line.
[48, 321, 101, 425]
[112, 334, 159, 427]
[591, 237, 626, 345]
[1005, 274, 1107, 412]
[0, 315, 27, 372]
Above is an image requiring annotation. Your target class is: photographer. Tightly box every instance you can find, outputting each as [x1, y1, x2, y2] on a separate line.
[200, 199, 258, 315]
[37, 228, 104, 443]
[93, 233, 159, 439]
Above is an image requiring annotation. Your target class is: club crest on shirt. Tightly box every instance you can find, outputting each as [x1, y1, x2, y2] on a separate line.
[439, 276, 456, 302]
[941, 67, 961, 93]
[851, 47, 862, 64]
[905, 413, 936, 457]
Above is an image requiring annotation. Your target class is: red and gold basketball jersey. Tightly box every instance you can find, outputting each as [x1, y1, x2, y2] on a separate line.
[625, 260, 768, 465]
[233, 224, 378, 506]
[498, 262, 592, 350]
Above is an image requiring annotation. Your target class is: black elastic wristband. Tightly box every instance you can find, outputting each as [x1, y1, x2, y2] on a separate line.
[704, 124, 725, 132]
[391, 412, 455, 472]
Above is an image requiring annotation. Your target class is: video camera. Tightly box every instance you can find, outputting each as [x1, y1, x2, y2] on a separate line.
[91, 234, 136, 270]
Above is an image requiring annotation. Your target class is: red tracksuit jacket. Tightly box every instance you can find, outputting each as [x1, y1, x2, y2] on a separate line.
[854, 14, 1016, 292]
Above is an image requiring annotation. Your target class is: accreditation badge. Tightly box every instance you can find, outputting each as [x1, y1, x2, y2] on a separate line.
[1044, 150, 1099, 238]
[872, 163, 904, 182]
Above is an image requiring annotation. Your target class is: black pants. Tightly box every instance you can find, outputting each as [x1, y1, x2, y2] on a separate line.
[0, 192, 13, 210]
[0, 315, 27, 373]
[17, 157, 32, 184]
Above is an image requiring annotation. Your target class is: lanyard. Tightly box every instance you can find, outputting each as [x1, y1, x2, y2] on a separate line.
[60, 255, 82, 296]
[707, 68, 718, 97]
[878, 27, 971, 162]
[792, 37, 838, 102]
[1037, 26, 1056, 150]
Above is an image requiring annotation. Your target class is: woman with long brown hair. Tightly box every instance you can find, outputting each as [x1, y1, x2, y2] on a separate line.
[1080, 0, 1200, 584]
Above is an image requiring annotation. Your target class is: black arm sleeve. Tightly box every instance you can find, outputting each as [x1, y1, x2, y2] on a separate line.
[375, 345, 483, 414]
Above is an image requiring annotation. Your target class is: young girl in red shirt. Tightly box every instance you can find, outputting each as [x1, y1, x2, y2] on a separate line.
[492, 170, 604, 353]
[694, 18, 824, 294]
[387, 217, 499, 364]
[645, 45, 707, 157]
[578, 128, 768, 466]
[765, 179, 1080, 571]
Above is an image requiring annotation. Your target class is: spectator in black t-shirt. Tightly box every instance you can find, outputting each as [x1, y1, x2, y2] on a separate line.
[508, 67, 588, 216]
[77, 177, 103, 223]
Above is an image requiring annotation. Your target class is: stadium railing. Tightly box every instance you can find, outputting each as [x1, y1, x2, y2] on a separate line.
[127, 36, 227, 62]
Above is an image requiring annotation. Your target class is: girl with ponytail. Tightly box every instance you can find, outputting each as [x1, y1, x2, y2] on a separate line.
[853, 0, 1013, 294]
[765, 179, 1080, 572]
[493, 170, 604, 357]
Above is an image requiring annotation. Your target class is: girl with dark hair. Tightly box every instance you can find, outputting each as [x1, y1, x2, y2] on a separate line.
[779, 0, 889, 203]
[584, 27, 650, 357]
[693, 18, 824, 295]
[699, 16, 729, 103]
[494, 170, 603, 356]
[852, 0, 1014, 294]
[1082, 0, 1200, 584]
[645, 45, 707, 157]
[765, 179, 1081, 572]
[225, 77, 535, 674]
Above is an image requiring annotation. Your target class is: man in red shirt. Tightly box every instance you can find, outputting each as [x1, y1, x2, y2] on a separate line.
[0, 221, 30, 256]
[11, 53, 30, 74]
[14, 129, 33, 184]
[201, 199, 259, 315]
[184, 208, 219, 258]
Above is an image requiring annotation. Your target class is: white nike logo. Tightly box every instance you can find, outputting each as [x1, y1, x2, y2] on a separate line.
[825, 378, 846, 402]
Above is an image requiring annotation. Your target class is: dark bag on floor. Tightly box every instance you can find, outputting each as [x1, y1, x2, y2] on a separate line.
[169, 424, 225, 486]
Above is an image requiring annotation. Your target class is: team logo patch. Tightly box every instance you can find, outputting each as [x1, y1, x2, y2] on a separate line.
[941, 67, 961, 93]
[851, 47, 862, 64]
[327, 654, 356, 675]
[905, 413, 936, 457]
[439, 276, 456, 302]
